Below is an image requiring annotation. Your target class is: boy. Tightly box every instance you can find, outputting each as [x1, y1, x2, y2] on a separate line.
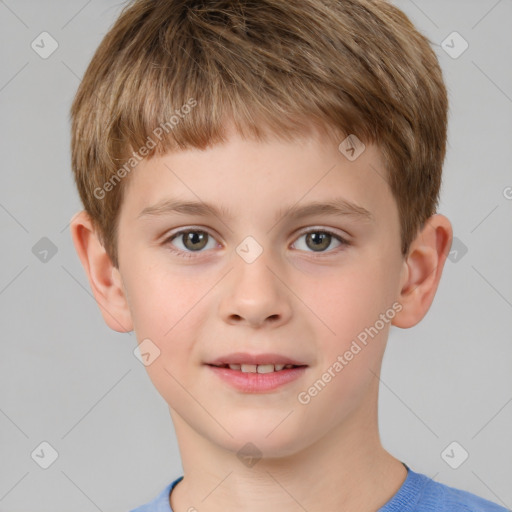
[68, 0, 508, 510]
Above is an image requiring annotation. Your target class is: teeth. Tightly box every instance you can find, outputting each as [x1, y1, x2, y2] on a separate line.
[224, 363, 298, 373]
[257, 364, 275, 374]
[241, 364, 258, 373]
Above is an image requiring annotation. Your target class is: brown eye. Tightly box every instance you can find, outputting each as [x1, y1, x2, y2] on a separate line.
[166, 229, 216, 257]
[305, 232, 332, 252]
[293, 229, 348, 254]
[181, 231, 209, 251]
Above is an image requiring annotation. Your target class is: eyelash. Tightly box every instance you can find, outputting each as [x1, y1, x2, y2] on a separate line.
[163, 227, 350, 259]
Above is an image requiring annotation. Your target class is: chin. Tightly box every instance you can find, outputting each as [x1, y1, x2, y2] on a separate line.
[214, 416, 314, 460]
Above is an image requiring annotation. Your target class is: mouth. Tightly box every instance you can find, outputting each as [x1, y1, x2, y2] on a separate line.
[204, 353, 309, 392]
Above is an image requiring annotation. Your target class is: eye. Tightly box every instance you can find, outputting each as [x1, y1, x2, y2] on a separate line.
[292, 229, 349, 254]
[165, 229, 218, 258]
[163, 227, 350, 259]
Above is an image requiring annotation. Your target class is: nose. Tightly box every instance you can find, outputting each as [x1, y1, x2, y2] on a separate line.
[218, 248, 293, 329]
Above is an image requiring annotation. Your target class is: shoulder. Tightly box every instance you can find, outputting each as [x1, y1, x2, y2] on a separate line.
[425, 480, 507, 512]
[380, 466, 509, 512]
[413, 471, 509, 512]
[128, 476, 183, 512]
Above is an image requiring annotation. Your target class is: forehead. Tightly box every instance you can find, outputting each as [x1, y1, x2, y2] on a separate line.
[120, 130, 394, 227]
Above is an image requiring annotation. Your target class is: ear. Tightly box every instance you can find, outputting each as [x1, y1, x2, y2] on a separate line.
[69, 210, 133, 333]
[392, 214, 453, 328]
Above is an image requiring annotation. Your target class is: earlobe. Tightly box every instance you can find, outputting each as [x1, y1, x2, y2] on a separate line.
[69, 210, 133, 333]
[392, 214, 453, 329]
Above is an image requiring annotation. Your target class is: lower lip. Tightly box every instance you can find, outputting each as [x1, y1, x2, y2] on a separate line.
[206, 365, 307, 393]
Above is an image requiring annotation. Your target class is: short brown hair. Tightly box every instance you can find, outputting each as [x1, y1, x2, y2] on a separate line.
[70, 0, 448, 268]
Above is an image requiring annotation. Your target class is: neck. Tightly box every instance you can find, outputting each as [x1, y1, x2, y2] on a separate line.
[168, 386, 407, 512]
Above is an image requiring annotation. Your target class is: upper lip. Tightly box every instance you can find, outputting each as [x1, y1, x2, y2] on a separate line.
[206, 352, 308, 366]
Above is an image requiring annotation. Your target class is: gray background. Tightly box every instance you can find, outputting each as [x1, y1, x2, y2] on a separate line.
[1, 0, 511, 511]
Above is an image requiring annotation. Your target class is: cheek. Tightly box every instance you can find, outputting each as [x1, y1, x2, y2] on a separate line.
[126, 258, 209, 339]
[301, 255, 397, 380]
[295, 268, 391, 420]
[127, 267, 207, 407]
[309, 264, 386, 334]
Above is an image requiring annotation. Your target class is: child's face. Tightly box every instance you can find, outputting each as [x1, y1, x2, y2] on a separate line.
[115, 127, 407, 456]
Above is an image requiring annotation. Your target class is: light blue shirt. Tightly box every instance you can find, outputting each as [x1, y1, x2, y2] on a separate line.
[129, 463, 510, 511]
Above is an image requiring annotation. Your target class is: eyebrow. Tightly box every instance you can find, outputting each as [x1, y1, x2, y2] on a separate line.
[137, 196, 373, 224]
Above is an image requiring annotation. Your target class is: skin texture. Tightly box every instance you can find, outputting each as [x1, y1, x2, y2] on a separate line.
[71, 125, 452, 511]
